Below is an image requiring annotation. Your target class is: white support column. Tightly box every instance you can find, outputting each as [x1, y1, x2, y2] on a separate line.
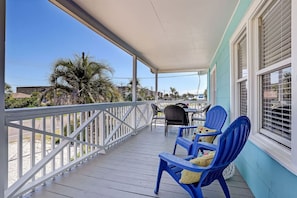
[132, 55, 137, 102]
[0, 0, 7, 197]
[132, 55, 137, 133]
[155, 72, 158, 101]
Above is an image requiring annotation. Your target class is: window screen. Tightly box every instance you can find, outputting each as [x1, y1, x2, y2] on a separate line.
[240, 81, 247, 116]
[259, 0, 291, 147]
[259, 0, 291, 69]
[238, 35, 247, 78]
[237, 33, 247, 116]
[261, 67, 291, 143]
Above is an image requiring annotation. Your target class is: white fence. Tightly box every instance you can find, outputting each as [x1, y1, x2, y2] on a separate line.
[3, 100, 208, 198]
[156, 99, 208, 109]
[4, 102, 151, 198]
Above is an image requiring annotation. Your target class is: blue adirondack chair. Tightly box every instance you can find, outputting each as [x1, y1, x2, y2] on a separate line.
[155, 116, 251, 198]
[173, 105, 227, 155]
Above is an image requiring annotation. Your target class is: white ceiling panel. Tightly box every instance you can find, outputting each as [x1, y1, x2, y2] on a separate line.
[50, 0, 239, 73]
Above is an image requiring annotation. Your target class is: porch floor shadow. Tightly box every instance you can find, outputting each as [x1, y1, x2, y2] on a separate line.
[26, 126, 254, 198]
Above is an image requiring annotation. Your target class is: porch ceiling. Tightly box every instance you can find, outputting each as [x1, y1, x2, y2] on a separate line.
[50, 0, 239, 73]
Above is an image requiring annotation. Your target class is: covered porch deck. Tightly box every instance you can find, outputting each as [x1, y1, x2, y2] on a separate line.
[26, 125, 254, 198]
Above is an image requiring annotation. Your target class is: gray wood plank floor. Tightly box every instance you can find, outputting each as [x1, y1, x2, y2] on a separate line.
[26, 126, 254, 198]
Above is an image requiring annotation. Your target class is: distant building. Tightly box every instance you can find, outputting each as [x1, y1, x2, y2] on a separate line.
[16, 85, 163, 101]
[117, 86, 163, 100]
[11, 93, 31, 99]
[117, 86, 130, 99]
[16, 86, 51, 95]
[197, 94, 205, 100]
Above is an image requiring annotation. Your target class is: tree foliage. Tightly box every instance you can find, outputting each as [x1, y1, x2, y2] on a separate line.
[125, 79, 154, 101]
[5, 83, 40, 109]
[43, 52, 122, 105]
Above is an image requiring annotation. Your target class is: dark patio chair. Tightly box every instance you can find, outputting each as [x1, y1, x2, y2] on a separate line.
[151, 103, 165, 130]
[191, 104, 211, 123]
[154, 116, 251, 198]
[173, 105, 227, 155]
[164, 105, 189, 136]
[175, 102, 189, 108]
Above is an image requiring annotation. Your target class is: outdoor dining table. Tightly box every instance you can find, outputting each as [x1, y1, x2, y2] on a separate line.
[183, 108, 198, 113]
[159, 107, 198, 113]
[183, 108, 198, 125]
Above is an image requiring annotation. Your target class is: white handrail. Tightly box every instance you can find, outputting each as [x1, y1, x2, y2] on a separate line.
[4, 102, 151, 198]
[3, 100, 206, 198]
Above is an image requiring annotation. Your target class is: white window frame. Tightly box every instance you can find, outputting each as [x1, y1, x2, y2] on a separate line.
[230, 0, 297, 175]
[210, 65, 216, 105]
[231, 28, 248, 118]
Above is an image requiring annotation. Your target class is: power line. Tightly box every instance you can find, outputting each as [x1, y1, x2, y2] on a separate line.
[113, 73, 199, 80]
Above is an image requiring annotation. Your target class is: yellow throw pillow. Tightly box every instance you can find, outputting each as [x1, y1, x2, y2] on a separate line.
[192, 126, 217, 143]
[179, 152, 215, 184]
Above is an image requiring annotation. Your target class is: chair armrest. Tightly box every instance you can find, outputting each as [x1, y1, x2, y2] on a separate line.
[194, 141, 217, 151]
[158, 152, 208, 172]
[193, 131, 222, 142]
[191, 141, 218, 157]
[177, 125, 198, 137]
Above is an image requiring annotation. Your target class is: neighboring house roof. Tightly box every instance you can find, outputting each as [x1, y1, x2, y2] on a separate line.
[11, 93, 31, 99]
[16, 86, 50, 95]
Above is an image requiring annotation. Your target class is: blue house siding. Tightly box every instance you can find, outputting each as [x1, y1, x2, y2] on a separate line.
[209, 0, 252, 128]
[236, 142, 297, 198]
[209, 0, 251, 108]
[209, 0, 297, 197]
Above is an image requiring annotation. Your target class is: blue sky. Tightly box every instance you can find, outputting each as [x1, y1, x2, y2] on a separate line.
[6, 0, 207, 95]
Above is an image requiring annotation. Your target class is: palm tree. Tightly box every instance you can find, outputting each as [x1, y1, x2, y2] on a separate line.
[125, 78, 142, 101]
[169, 87, 179, 99]
[5, 83, 12, 94]
[43, 52, 121, 105]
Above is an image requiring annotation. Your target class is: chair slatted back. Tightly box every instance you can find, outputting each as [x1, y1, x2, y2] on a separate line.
[155, 116, 251, 197]
[204, 105, 227, 132]
[164, 105, 188, 125]
[151, 103, 160, 116]
[201, 116, 251, 186]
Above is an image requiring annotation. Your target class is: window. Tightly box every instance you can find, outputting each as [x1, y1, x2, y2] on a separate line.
[261, 68, 291, 146]
[258, 0, 291, 147]
[231, 0, 296, 173]
[231, 28, 248, 117]
[237, 32, 248, 116]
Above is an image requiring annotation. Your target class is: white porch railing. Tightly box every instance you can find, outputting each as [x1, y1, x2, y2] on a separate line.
[156, 99, 208, 110]
[4, 102, 151, 198]
[3, 100, 208, 198]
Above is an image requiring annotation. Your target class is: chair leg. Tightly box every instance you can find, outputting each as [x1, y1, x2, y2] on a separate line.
[154, 159, 166, 194]
[151, 118, 157, 131]
[151, 119, 153, 131]
[192, 187, 203, 198]
[165, 124, 168, 136]
[173, 143, 177, 155]
[218, 175, 231, 198]
[187, 145, 193, 156]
